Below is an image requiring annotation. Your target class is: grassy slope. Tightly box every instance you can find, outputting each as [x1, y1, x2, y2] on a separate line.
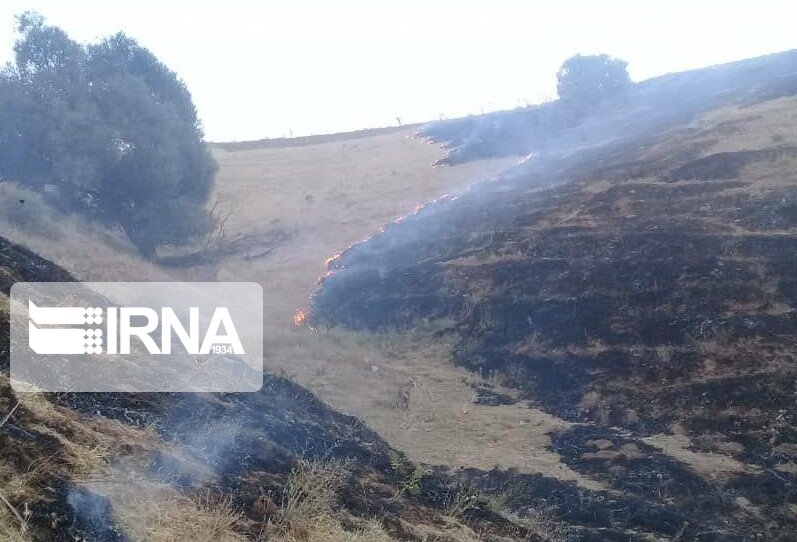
[313, 96, 797, 540]
[4, 98, 796, 540]
[0, 128, 524, 541]
[207, 131, 587, 482]
[2, 127, 552, 479]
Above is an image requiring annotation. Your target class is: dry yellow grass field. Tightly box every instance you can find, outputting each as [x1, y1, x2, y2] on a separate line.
[206, 130, 595, 485]
[1, 127, 593, 485]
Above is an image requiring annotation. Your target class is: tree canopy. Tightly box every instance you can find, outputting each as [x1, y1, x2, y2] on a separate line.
[0, 12, 217, 258]
[556, 54, 631, 104]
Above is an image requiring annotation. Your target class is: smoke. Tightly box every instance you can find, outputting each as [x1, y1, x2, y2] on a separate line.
[420, 50, 797, 166]
[151, 416, 245, 487]
[64, 393, 249, 539]
[67, 488, 128, 542]
[312, 50, 797, 331]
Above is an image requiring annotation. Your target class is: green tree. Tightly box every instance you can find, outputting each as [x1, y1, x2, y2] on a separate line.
[0, 13, 217, 258]
[556, 54, 631, 104]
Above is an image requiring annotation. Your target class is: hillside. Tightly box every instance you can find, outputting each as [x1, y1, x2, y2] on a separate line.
[0, 244, 538, 540]
[312, 97, 797, 538]
[419, 49, 797, 165]
[2, 53, 797, 541]
[1, 129, 532, 540]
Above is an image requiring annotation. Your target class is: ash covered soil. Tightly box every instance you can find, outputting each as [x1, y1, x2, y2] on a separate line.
[312, 64, 797, 539]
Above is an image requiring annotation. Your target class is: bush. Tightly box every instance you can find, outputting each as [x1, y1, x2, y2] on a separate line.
[556, 54, 630, 104]
[0, 13, 217, 258]
[281, 459, 347, 524]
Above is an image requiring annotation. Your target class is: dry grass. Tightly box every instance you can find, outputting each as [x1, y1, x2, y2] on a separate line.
[0, 464, 28, 541]
[0, 513, 29, 542]
[14, 393, 156, 477]
[279, 459, 348, 526]
[502, 506, 573, 542]
[700, 96, 797, 154]
[512, 332, 550, 356]
[0, 130, 583, 482]
[642, 428, 759, 482]
[268, 516, 394, 542]
[641, 96, 797, 162]
[654, 344, 674, 364]
[2, 80, 796, 541]
[0, 374, 160, 541]
[91, 477, 248, 542]
[294, 327, 597, 488]
[442, 484, 479, 521]
[144, 492, 247, 542]
[484, 488, 573, 542]
[263, 458, 398, 542]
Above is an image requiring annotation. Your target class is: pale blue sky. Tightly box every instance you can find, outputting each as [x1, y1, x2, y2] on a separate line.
[1, 1, 795, 141]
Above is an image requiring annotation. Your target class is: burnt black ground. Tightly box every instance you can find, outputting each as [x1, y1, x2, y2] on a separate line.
[312, 74, 797, 538]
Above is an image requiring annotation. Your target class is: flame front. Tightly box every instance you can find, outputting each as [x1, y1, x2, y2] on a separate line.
[293, 308, 308, 327]
[310, 157, 511, 323]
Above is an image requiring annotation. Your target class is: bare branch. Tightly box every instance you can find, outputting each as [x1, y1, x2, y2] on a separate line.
[0, 401, 20, 430]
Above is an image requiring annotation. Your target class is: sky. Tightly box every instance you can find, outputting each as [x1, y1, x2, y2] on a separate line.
[1, 1, 795, 142]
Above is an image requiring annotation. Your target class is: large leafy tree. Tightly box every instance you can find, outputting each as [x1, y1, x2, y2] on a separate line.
[0, 13, 216, 258]
[556, 54, 631, 104]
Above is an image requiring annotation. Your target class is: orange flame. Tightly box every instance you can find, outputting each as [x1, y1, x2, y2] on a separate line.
[312, 166, 511, 309]
[293, 308, 308, 327]
[324, 252, 342, 269]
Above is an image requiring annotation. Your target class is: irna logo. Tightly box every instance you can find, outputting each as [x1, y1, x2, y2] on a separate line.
[10, 282, 263, 393]
[27, 301, 244, 356]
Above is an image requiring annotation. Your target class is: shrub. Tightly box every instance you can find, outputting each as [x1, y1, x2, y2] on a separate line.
[0, 13, 217, 258]
[280, 459, 348, 525]
[556, 54, 630, 104]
